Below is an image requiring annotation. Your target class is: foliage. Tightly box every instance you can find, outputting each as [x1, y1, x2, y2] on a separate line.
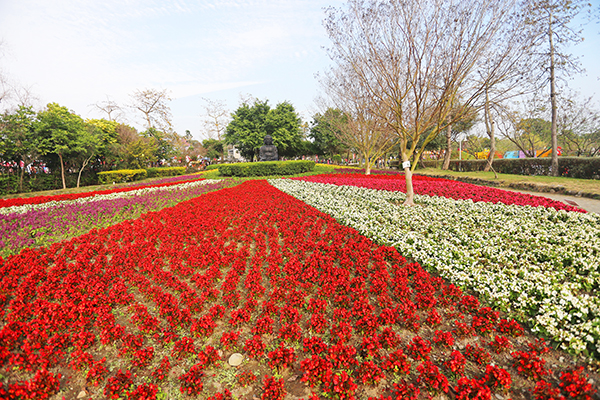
[309, 108, 349, 157]
[0, 106, 40, 191]
[225, 99, 304, 160]
[146, 167, 185, 178]
[202, 138, 225, 160]
[98, 169, 148, 184]
[218, 160, 315, 177]
[36, 103, 88, 189]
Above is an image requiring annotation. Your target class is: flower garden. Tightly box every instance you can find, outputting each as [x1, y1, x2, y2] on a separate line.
[1, 171, 598, 400]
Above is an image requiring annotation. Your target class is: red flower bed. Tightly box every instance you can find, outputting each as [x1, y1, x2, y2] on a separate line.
[293, 173, 583, 212]
[0, 176, 205, 209]
[0, 180, 594, 398]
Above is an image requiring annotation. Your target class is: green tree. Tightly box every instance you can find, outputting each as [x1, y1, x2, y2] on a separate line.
[141, 127, 176, 163]
[0, 106, 39, 191]
[36, 103, 87, 189]
[225, 99, 303, 160]
[86, 118, 119, 169]
[309, 108, 349, 157]
[202, 139, 224, 160]
[73, 124, 102, 188]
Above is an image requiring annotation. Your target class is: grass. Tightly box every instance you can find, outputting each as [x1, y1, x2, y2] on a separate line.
[417, 167, 600, 197]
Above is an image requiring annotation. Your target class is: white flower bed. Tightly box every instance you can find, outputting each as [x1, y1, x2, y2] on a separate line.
[270, 179, 600, 358]
[0, 180, 221, 215]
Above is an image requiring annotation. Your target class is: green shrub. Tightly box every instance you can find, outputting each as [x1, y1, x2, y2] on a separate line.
[0, 171, 99, 195]
[146, 167, 186, 178]
[205, 164, 226, 171]
[218, 160, 316, 177]
[447, 157, 600, 179]
[98, 169, 147, 184]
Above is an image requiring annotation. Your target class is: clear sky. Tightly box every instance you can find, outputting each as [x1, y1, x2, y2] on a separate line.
[0, 0, 598, 141]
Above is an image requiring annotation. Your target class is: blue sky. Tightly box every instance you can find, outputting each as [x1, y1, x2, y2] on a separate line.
[0, 0, 598, 140]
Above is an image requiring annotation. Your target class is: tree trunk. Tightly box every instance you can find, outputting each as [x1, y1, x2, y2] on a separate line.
[59, 153, 66, 190]
[442, 121, 452, 170]
[549, 12, 559, 177]
[77, 156, 93, 188]
[19, 160, 25, 193]
[483, 88, 496, 172]
[364, 154, 371, 175]
[403, 165, 414, 206]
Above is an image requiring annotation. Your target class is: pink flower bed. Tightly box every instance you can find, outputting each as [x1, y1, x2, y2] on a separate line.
[293, 173, 584, 213]
[0, 177, 205, 209]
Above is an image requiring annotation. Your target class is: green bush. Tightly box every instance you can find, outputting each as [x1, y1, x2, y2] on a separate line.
[218, 160, 316, 177]
[146, 167, 186, 178]
[0, 172, 99, 195]
[98, 169, 147, 184]
[205, 164, 226, 171]
[447, 157, 600, 179]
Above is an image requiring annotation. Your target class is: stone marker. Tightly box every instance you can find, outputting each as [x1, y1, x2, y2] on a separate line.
[228, 353, 243, 366]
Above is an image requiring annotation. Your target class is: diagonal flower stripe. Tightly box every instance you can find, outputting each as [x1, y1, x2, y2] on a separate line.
[270, 178, 600, 359]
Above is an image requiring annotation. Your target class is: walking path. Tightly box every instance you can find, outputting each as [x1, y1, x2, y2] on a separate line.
[501, 187, 600, 214]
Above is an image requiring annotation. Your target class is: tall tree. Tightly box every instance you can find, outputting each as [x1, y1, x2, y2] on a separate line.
[74, 124, 102, 188]
[129, 88, 173, 132]
[323, 0, 526, 205]
[309, 108, 350, 158]
[225, 99, 303, 160]
[526, 0, 591, 175]
[557, 94, 600, 157]
[318, 64, 396, 174]
[0, 106, 39, 191]
[36, 103, 87, 189]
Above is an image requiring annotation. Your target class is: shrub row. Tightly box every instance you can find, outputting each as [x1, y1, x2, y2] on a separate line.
[218, 160, 316, 177]
[98, 169, 147, 184]
[0, 166, 189, 196]
[0, 172, 99, 196]
[146, 166, 186, 178]
[446, 157, 600, 179]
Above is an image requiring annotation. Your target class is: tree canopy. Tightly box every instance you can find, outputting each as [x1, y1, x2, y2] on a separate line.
[224, 99, 303, 160]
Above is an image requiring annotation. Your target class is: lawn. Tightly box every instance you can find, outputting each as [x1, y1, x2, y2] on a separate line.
[1, 170, 598, 400]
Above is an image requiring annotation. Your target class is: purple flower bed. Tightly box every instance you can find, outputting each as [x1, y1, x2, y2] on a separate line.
[1, 180, 235, 257]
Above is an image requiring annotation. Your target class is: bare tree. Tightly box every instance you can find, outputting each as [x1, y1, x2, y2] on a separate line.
[201, 98, 230, 141]
[323, 0, 525, 205]
[499, 97, 552, 157]
[319, 64, 396, 174]
[526, 0, 592, 175]
[129, 88, 173, 131]
[93, 97, 124, 122]
[558, 94, 600, 157]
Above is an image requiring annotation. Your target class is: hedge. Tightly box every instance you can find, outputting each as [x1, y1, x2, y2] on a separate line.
[97, 169, 147, 184]
[218, 160, 316, 177]
[0, 172, 99, 196]
[205, 164, 226, 171]
[446, 157, 600, 179]
[146, 167, 186, 178]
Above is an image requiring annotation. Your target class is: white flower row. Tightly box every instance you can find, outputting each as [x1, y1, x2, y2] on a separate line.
[1, 180, 221, 216]
[270, 178, 600, 358]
